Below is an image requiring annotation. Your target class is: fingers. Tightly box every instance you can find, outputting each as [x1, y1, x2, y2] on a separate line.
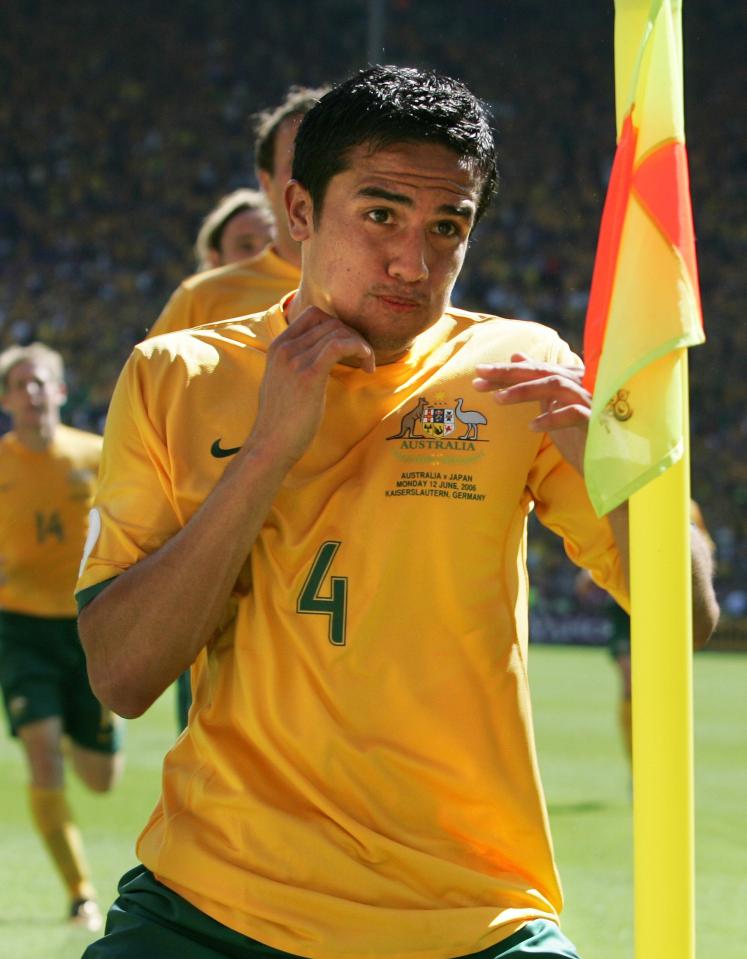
[474, 371, 586, 400]
[473, 372, 590, 420]
[301, 324, 375, 374]
[473, 355, 588, 411]
[473, 356, 585, 390]
[249, 307, 375, 467]
[273, 306, 375, 375]
[470, 354, 589, 473]
[472, 354, 591, 448]
[529, 401, 590, 433]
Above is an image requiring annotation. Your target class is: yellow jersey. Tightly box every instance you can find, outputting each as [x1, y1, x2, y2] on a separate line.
[1, 425, 101, 618]
[78, 302, 628, 959]
[147, 246, 301, 337]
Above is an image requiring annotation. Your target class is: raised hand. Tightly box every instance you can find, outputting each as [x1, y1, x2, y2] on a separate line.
[472, 352, 590, 475]
[248, 306, 375, 468]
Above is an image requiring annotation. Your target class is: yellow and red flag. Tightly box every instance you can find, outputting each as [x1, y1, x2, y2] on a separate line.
[586, 4, 703, 957]
[582, 0, 703, 516]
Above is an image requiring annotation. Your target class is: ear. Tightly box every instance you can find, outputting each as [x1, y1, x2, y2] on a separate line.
[285, 180, 314, 242]
[207, 249, 221, 269]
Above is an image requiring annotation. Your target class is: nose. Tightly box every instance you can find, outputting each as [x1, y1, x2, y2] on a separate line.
[386, 229, 429, 284]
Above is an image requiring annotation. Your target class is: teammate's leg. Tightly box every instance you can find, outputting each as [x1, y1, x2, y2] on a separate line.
[1, 613, 106, 927]
[70, 742, 124, 793]
[19, 716, 100, 926]
[61, 640, 124, 930]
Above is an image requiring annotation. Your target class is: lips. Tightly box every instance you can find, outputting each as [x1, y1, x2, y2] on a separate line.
[376, 294, 423, 312]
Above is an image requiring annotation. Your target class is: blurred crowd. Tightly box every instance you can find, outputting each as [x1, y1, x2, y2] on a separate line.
[1, 0, 744, 620]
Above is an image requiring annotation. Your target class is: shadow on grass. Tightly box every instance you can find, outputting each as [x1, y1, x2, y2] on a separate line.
[548, 800, 618, 815]
[0, 917, 62, 926]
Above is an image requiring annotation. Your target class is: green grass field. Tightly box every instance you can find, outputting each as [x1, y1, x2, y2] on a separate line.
[1, 645, 744, 958]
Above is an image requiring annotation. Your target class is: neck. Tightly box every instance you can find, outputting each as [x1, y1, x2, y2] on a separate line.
[16, 419, 57, 452]
[272, 229, 302, 268]
[285, 286, 410, 368]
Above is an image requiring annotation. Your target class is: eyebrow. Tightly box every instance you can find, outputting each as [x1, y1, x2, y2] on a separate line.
[357, 186, 474, 220]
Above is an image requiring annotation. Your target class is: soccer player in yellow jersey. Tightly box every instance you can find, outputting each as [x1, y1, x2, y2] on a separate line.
[0, 343, 124, 932]
[77, 67, 719, 959]
[151, 88, 325, 731]
[193, 188, 274, 272]
[148, 85, 327, 339]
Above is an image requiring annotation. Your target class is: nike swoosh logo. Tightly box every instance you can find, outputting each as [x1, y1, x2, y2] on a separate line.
[210, 439, 241, 459]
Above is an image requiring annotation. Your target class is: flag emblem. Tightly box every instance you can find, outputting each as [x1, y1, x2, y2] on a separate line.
[422, 407, 455, 438]
[606, 389, 633, 423]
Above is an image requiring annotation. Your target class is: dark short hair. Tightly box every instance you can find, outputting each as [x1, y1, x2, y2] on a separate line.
[292, 65, 498, 224]
[253, 85, 329, 175]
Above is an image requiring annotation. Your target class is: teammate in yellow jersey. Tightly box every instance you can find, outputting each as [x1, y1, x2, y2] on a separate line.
[151, 87, 326, 731]
[193, 188, 274, 272]
[147, 85, 327, 339]
[0, 343, 124, 933]
[77, 67, 719, 959]
[171, 185, 273, 732]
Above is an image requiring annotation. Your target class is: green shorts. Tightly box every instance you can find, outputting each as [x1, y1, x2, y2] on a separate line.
[0, 610, 121, 752]
[83, 865, 581, 959]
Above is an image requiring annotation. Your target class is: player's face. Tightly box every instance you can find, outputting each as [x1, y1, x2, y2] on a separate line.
[211, 208, 272, 267]
[287, 141, 480, 364]
[1, 360, 66, 431]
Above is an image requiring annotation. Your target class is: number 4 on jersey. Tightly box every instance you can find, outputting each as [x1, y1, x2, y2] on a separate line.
[297, 541, 347, 646]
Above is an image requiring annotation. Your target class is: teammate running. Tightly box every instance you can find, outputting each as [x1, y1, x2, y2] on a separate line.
[0, 343, 123, 931]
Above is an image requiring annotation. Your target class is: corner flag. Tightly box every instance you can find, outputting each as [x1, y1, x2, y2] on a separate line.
[582, 0, 703, 517]
[585, 4, 705, 958]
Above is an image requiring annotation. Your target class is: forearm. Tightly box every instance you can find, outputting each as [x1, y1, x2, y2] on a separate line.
[606, 502, 630, 596]
[79, 445, 289, 718]
[690, 523, 720, 648]
[604, 508, 717, 646]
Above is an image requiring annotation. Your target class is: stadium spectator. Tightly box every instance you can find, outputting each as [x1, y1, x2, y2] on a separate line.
[193, 188, 274, 272]
[147, 85, 327, 338]
[76, 65, 717, 959]
[0, 343, 124, 932]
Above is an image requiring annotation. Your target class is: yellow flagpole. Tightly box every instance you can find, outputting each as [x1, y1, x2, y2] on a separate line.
[614, 3, 696, 957]
[630, 354, 694, 959]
